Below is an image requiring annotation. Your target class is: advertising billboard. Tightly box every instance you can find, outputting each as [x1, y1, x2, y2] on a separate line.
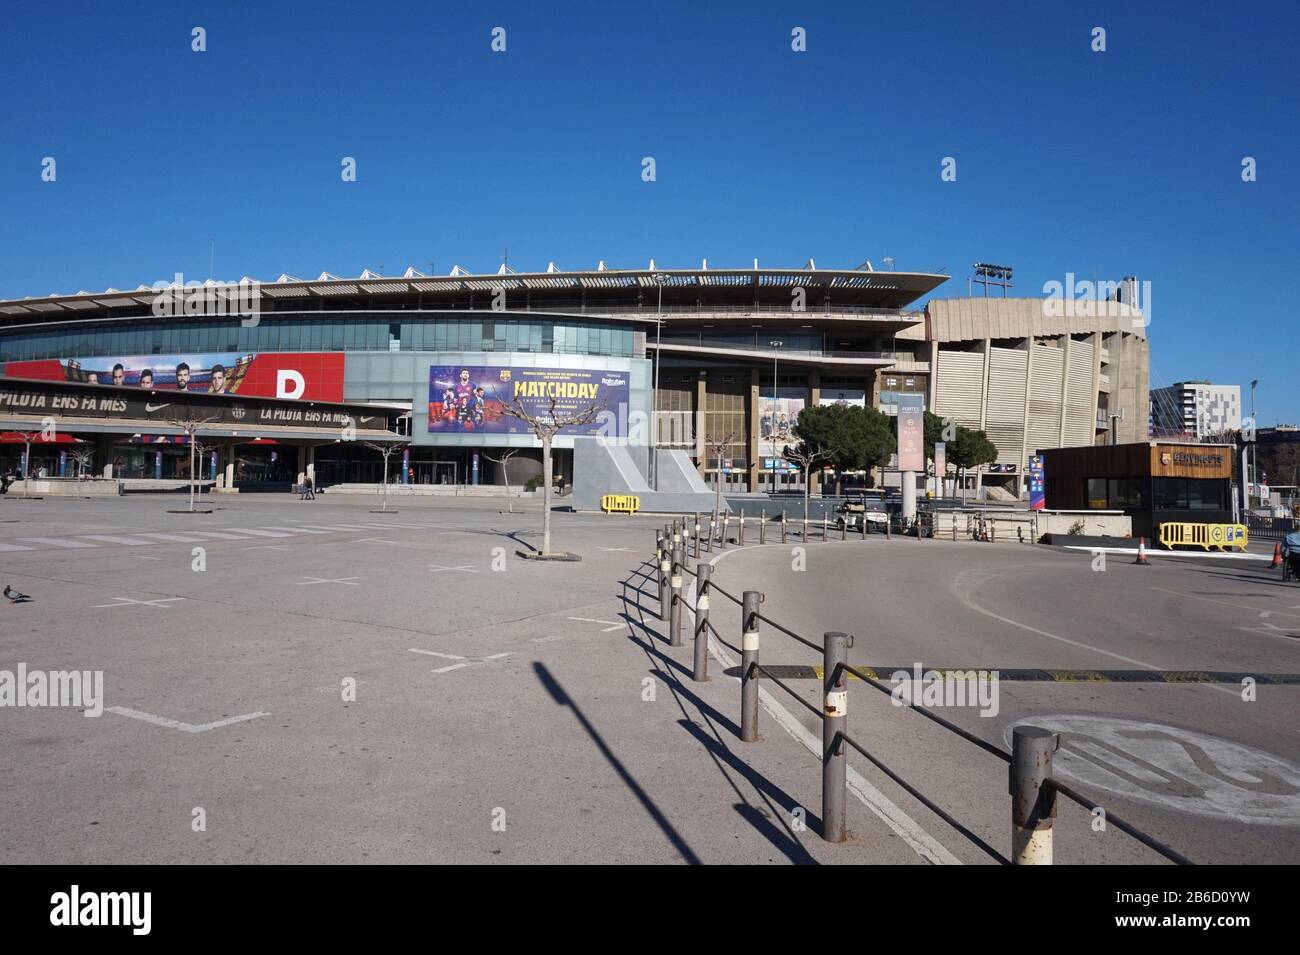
[2, 353, 345, 402]
[817, 388, 866, 408]
[897, 393, 925, 472]
[427, 364, 629, 436]
[759, 389, 804, 468]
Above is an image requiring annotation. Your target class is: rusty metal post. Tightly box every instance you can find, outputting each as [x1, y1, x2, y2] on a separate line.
[669, 547, 684, 647]
[692, 563, 711, 682]
[1010, 725, 1058, 864]
[740, 591, 762, 742]
[822, 630, 852, 842]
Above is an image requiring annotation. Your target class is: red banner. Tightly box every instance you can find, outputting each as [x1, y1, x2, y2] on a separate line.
[2, 353, 345, 403]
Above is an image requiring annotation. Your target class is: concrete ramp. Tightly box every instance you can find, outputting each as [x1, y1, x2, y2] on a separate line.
[573, 439, 724, 513]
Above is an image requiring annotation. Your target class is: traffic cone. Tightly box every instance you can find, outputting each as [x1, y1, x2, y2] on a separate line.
[1271, 542, 1283, 568]
[1134, 536, 1150, 566]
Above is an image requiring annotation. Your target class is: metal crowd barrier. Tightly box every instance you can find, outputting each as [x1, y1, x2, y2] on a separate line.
[649, 517, 1194, 865]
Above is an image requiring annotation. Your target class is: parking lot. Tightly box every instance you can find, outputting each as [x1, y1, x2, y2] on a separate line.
[2, 493, 1297, 864]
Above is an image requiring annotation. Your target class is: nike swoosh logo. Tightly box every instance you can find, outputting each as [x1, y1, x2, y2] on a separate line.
[359, 416, 376, 423]
[145, 403, 171, 412]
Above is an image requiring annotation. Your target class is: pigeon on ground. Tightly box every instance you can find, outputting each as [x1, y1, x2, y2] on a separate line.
[4, 585, 31, 603]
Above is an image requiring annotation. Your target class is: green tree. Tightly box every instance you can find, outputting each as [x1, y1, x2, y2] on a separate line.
[792, 404, 893, 493]
[948, 426, 999, 491]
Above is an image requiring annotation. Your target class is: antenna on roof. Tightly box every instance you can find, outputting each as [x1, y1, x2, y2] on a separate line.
[805, 258, 816, 270]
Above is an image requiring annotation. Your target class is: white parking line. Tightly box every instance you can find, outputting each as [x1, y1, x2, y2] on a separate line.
[0, 542, 34, 552]
[1152, 586, 1300, 620]
[107, 706, 268, 733]
[19, 537, 96, 548]
[297, 576, 359, 586]
[92, 596, 187, 609]
[134, 532, 209, 543]
[568, 616, 624, 633]
[81, 535, 153, 546]
[225, 528, 294, 538]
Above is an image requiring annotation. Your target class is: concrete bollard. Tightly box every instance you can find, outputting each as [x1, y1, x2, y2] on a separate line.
[1010, 725, 1058, 864]
[822, 631, 853, 843]
[693, 563, 712, 682]
[669, 548, 685, 647]
[740, 591, 762, 742]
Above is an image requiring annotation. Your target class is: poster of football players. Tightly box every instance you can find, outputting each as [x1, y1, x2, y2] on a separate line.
[427, 365, 629, 435]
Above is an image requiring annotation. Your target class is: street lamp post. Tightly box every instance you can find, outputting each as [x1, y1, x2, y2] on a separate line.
[651, 273, 666, 490]
[1250, 379, 1259, 499]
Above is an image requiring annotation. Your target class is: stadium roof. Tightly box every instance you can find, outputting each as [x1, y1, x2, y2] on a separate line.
[0, 261, 949, 322]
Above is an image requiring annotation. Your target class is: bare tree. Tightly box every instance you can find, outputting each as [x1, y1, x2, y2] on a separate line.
[499, 395, 602, 557]
[703, 430, 740, 517]
[69, 447, 94, 480]
[783, 440, 830, 527]
[14, 429, 44, 496]
[364, 441, 409, 513]
[483, 447, 520, 513]
[167, 406, 221, 512]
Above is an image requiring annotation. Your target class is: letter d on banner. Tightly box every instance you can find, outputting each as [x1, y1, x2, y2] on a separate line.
[277, 369, 305, 399]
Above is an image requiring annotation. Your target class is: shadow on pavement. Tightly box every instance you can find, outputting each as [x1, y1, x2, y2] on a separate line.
[533, 661, 702, 865]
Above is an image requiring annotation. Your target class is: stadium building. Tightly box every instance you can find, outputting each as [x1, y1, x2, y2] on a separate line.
[0, 260, 1149, 496]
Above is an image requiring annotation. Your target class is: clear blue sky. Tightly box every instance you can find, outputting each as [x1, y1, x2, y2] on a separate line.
[2, 1, 1296, 422]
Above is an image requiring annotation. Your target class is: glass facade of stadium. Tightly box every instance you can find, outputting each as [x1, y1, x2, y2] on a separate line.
[0, 265, 947, 491]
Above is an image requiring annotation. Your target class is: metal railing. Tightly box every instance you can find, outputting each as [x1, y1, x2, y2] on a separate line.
[648, 517, 1194, 865]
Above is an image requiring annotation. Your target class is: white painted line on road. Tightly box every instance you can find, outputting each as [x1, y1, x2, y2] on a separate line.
[568, 616, 624, 633]
[92, 596, 186, 609]
[1062, 546, 1269, 562]
[428, 563, 476, 573]
[1151, 587, 1300, 620]
[19, 537, 96, 548]
[689, 548, 960, 865]
[530, 635, 568, 643]
[409, 648, 511, 673]
[0, 542, 34, 552]
[243, 544, 294, 552]
[131, 555, 164, 561]
[296, 525, 357, 532]
[107, 706, 268, 733]
[225, 528, 293, 538]
[297, 576, 359, 586]
[599, 547, 636, 553]
[81, 535, 153, 546]
[134, 532, 210, 543]
[264, 526, 327, 534]
[189, 531, 263, 540]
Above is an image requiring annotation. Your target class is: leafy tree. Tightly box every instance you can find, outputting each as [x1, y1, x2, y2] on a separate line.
[792, 404, 893, 493]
